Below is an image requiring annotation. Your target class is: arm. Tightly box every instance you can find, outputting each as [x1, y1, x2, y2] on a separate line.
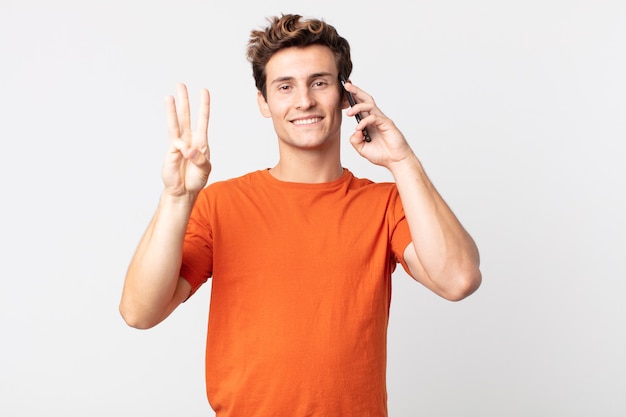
[120, 83, 212, 329]
[343, 81, 481, 301]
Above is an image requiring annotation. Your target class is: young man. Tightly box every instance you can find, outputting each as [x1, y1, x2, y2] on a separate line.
[120, 14, 481, 417]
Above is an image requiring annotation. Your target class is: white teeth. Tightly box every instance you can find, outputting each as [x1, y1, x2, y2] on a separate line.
[293, 118, 321, 125]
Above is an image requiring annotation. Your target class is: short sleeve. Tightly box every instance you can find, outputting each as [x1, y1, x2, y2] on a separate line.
[180, 190, 213, 298]
[388, 187, 413, 276]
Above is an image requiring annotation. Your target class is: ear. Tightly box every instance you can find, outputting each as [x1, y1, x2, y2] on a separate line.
[341, 93, 350, 110]
[257, 91, 272, 118]
[339, 84, 350, 110]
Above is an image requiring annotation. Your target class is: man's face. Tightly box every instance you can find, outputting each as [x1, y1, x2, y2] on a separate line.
[257, 44, 348, 150]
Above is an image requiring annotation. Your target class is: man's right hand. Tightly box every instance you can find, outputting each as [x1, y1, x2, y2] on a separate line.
[163, 83, 212, 197]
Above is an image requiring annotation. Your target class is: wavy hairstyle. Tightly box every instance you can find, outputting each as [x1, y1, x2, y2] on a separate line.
[247, 14, 353, 99]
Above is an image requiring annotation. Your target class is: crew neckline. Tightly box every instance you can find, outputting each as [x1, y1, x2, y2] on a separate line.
[259, 168, 352, 189]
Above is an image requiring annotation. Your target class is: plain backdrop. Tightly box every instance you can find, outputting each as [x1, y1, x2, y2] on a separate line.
[1, 0, 625, 416]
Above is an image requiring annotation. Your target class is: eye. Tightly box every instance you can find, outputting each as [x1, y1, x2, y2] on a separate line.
[312, 80, 328, 88]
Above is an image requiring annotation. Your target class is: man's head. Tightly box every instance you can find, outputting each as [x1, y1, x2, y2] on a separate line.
[247, 14, 353, 99]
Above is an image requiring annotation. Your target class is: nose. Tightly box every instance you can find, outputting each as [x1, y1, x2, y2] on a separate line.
[294, 87, 315, 110]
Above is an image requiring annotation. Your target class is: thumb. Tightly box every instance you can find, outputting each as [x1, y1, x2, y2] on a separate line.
[188, 147, 212, 174]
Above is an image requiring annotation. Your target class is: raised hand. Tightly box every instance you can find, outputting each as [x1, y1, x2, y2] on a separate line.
[342, 82, 481, 301]
[342, 81, 415, 169]
[162, 83, 212, 197]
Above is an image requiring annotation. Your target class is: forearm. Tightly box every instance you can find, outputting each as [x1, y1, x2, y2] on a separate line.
[120, 192, 197, 328]
[343, 80, 480, 297]
[389, 154, 481, 299]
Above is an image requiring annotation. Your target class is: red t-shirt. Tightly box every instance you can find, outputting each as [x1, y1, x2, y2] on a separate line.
[180, 169, 412, 417]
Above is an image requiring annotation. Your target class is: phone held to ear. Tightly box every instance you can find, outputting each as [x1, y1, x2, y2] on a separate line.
[339, 75, 371, 142]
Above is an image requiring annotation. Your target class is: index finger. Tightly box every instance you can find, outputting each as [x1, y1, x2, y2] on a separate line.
[165, 95, 180, 140]
[344, 80, 372, 105]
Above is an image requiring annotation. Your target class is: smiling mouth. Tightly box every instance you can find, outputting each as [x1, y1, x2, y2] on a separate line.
[292, 117, 322, 126]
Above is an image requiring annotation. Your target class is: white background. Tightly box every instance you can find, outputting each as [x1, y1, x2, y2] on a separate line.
[1, 0, 625, 415]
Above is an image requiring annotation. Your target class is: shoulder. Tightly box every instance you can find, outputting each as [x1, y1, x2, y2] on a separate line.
[345, 170, 398, 195]
[202, 170, 266, 194]
[191, 171, 266, 217]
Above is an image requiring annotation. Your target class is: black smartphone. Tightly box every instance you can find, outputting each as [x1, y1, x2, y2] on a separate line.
[339, 75, 371, 142]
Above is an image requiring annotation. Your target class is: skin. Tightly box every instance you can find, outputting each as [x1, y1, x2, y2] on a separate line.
[119, 44, 481, 329]
[256, 45, 347, 183]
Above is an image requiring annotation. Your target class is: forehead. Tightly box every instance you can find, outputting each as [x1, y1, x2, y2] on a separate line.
[265, 44, 338, 81]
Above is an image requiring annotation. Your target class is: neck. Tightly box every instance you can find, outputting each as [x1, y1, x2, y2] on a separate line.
[270, 149, 343, 183]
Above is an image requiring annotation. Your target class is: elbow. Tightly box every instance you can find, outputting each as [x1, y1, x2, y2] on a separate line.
[119, 301, 159, 330]
[441, 268, 482, 302]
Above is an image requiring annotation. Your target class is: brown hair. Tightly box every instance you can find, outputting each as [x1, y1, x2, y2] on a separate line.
[247, 14, 353, 99]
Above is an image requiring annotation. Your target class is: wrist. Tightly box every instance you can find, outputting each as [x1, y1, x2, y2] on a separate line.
[159, 190, 198, 210]
[387, 153, 423, 177]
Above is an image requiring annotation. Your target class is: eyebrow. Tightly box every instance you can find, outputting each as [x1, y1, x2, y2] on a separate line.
[269, 72, 335, 86]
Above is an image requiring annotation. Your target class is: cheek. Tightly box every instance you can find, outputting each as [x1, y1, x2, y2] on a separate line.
[265, 98, 292, 116]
